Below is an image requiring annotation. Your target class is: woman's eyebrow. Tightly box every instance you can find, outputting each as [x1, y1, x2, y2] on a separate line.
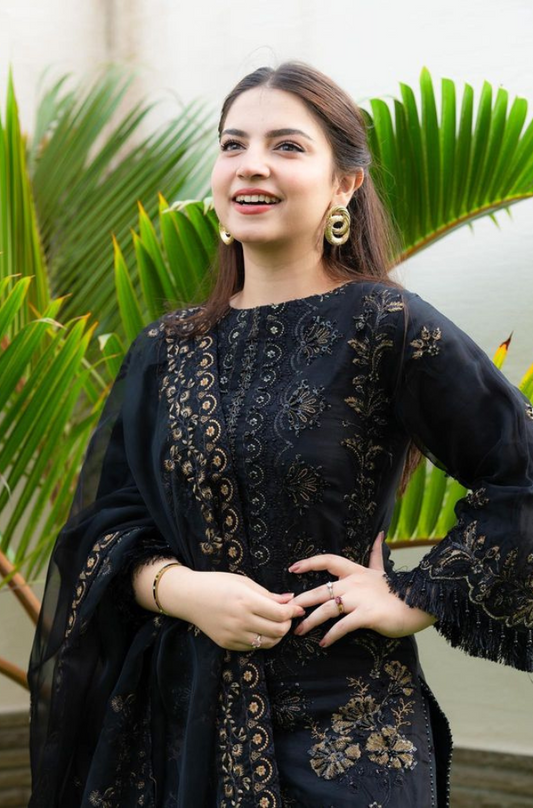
[220, 127, 314, 142]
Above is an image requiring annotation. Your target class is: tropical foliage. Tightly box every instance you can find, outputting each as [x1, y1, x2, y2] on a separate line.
[1, 63, 533, 689]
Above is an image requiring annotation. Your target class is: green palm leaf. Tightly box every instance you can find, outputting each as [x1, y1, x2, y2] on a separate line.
[362, 67, 533, 257]
[0, 276, 117, 589]
[3, 63, 533, 599]
[26, 64, 219, 339]
[389, 334, 531, 546]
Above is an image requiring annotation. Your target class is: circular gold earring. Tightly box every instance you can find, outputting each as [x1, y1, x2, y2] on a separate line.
[324, 205, 351, 246]
[219, 221, 234, 245]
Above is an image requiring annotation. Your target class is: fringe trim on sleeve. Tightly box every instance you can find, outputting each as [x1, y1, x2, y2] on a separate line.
[112, 534, 178, 625]
[385, 568, 533, 673]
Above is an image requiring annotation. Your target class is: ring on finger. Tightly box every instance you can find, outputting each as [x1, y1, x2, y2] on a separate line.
[334, 595, 344, 614]
[251, 634, 262, 649]
[326, 580, 334, 599]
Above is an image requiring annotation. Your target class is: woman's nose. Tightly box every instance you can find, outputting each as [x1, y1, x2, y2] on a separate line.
[236, 148, 271, 178]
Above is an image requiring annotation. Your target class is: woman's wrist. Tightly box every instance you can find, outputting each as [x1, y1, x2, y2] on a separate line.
[155, 562, 197, 620]
[132, 557, 196, 620]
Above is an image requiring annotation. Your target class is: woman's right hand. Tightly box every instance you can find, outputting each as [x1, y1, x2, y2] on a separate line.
[160, 567, 306, 651]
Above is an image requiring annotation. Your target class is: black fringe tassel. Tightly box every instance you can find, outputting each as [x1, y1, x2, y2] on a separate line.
[385, 568, 533, 673]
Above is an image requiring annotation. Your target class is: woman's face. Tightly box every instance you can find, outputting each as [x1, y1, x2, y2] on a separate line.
[211, 87, 357, 250]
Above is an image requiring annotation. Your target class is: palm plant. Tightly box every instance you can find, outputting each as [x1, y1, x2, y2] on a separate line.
[1, 64, 532, 690]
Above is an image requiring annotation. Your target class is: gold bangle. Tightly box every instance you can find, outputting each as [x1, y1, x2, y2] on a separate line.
[153, 561, 182, 615]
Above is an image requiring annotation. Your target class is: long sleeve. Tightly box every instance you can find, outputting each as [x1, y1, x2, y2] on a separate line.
[385, 289, 533, 672]
[112, 532, 177, 624]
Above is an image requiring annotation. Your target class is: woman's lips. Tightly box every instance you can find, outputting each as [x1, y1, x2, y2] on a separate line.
[232, 200, 282, 215]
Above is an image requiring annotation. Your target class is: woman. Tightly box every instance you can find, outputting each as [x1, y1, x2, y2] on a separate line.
[27, 61, 533, 808]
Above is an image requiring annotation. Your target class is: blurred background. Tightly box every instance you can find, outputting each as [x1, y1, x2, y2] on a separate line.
[1, 1, 532, 805]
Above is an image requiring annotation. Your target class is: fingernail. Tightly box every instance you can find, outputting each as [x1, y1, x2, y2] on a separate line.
[280, 592, 295, 598]
[288, 563, 301, 572]
[378, 531, 385, 542]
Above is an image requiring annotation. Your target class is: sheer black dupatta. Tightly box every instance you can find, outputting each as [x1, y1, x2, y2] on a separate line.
[27, 315, 283, 807]
[27, 322, 181, 804]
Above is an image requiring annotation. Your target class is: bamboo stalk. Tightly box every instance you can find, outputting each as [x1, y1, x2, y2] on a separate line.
[387, 538, 440, 549]
[0, 654, 28, 690]
[0, 550, 41, 625]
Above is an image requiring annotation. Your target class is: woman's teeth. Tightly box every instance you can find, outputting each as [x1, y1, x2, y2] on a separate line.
[235, 194, 281, 204]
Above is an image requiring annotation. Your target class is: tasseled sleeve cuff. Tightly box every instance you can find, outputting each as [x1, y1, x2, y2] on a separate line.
[111, 533, 179, 626]
[385, 562, 533, 672]
[386, 287, 533, 674]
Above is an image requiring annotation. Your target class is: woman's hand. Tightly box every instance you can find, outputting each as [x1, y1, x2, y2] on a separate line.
[288, 532, 437, 647]
[161, 567, 306, 652]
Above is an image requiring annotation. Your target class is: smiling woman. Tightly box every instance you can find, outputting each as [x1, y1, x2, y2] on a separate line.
[210, 85, 366, 307]
[27, 60, 533, 808]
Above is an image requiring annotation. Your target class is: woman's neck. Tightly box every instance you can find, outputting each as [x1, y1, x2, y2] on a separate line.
[231, 249, 343, 309]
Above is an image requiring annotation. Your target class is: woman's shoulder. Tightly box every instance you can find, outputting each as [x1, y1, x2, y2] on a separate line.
[129, 305, 203, 349]
[345, 279, 456, 329]
[341, 278, 415, 325]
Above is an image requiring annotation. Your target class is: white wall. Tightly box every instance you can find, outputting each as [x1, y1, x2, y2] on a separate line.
[1, 0, 532, 754]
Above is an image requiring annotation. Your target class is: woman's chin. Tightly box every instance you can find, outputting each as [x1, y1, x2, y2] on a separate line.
[233, 229, 288, 247]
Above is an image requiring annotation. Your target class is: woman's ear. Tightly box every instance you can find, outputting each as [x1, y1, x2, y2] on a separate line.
[334, 167, 365, 207]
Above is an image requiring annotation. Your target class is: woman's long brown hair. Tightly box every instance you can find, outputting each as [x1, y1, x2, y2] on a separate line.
[163, 59, 422, 497]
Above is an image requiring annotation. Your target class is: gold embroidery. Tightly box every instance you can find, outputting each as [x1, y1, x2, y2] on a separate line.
[159, 316, 280, 806]
[365, 724, 416, 769]
[341, 289, 403, 563]
[284, 454, 327, 515]
[277, 378, 330, 436]
[410, 324, 442, 359]
[295, 315, 341, 364]
[308, 734, 362, 779]
[465, 486, 489, 508]
[306, 639, 418, 785]
[418, 513, 533, 628]
[65, 530, 123, 639]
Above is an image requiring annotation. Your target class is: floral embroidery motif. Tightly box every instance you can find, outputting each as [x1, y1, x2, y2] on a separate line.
[526, 402, 533, 420]
[409, 325, 442, 359]
[270, 682, 309, 731]
[217, 658, 280, 807]
[365, 725, 416, 769]
[277, 378, 330, 436]
[158, 319, 238, 565]
[157, 314, 282, 807]
[416, 513, 533, 629]
[465, 486, 489, 509]
[157, 286, 452, 807]
[341, 290, 402, 563]
[65, 530, 131, 639]
[87, 688, 154, 806]
[284, 454, 327, 514]
[305, 639, 419, 796]
[309, 734, 362, 779]
[294, 315, 341, 365]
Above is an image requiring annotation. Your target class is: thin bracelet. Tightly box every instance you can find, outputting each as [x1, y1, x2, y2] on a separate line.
[153, 561, 182, 615]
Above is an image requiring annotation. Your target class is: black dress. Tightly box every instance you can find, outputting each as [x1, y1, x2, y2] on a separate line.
[27, 279, 533, 808]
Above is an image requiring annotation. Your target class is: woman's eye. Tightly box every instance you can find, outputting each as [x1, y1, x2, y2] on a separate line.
[220, 140, 303, 152]
[277, 142, 303, 152]
[220, 140, 241, 151]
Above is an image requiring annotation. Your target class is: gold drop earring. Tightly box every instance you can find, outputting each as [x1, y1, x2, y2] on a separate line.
[219, 221, 234, 245]
[324, 205, 350, 246]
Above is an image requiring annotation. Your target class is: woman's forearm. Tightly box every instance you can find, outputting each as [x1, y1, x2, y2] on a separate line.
[132, 557, 197, 620]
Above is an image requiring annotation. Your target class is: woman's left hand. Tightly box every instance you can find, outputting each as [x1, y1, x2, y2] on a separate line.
[288, 532, 437, 647]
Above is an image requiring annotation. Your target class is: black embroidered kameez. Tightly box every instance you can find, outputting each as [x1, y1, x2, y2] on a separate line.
[27, 280, 533, 808]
